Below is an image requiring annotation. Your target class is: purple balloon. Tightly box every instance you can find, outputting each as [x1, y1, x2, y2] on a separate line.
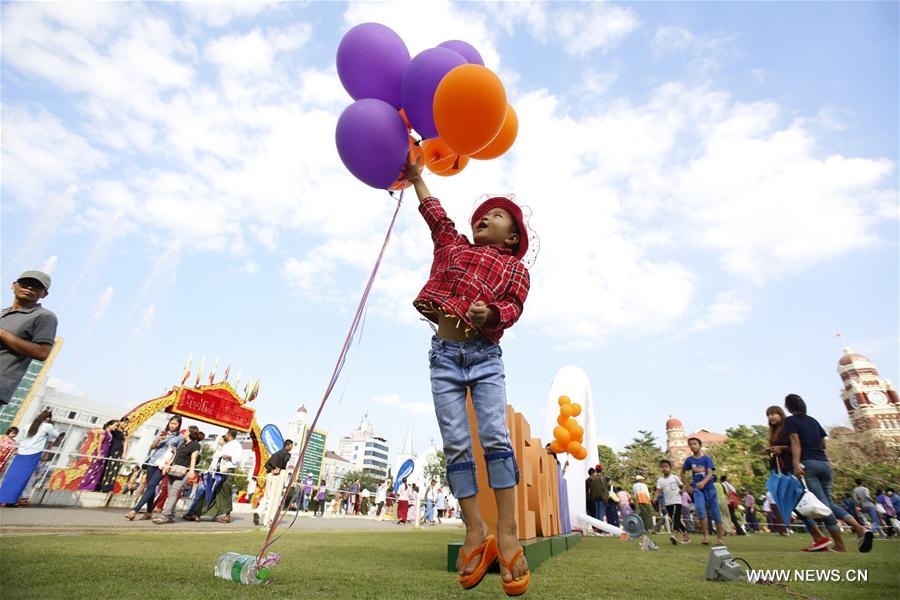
[337, 23, 410, 109]
[437, 40, 484, 66]
[335, 99, 409, 189]
[401, 48, 467, 140]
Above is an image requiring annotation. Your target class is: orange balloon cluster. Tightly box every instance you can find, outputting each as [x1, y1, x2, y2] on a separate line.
[549, 395, 586, 460]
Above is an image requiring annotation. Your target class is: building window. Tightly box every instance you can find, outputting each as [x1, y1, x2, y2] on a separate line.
[90, 416, 99, 424]
[67, 411, 77, 419]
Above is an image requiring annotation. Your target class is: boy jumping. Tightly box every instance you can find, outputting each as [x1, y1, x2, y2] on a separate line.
[682, 437, 725, 545]
[404, 158, 532, 596]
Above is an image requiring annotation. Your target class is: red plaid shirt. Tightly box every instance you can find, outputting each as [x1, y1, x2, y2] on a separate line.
[413, 197, 530, 344]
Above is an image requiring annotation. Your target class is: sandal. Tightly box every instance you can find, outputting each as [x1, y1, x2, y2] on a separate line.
[215, 516, 231, 524]
[182, 514, 200, 522]
[124, 511, 136, 521]
[152, 516, 173, 525]
[457, 534, 498, 590]
[498, 547, 531, 597]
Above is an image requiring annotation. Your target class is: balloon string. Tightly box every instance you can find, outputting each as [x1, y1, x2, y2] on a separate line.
[256, 188, 404, 564]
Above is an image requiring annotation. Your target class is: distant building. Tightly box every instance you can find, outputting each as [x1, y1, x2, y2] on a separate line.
[321, 450, 353, 491]
[25, 385, 169, 474]
[665, 416, 727, 466]
[837, 347, 900, 447]
[338, 412, 389, 480]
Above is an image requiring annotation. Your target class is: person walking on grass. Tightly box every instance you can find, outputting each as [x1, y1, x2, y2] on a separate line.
[436, 486, 447, 523]
[655, 459, 688, 545]
[765, 405, 833, 551]
[632, 475, 654, 533]
[853, 479, 884, 538]
[681, 437, 725, 546]
[720, 475, 745, 536]
[784, 393, 873, 552]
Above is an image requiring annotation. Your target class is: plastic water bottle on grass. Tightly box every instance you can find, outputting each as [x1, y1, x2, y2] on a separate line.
[214, 552, 270, 585]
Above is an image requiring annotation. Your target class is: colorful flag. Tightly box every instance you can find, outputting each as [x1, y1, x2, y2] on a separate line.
[224, 363, 231, 381]
[243, 379, 250, 400]
[195, 355, 206, 387]
[234, 368, 242, 390]
[181, 352, 193, 386]
[248, 380, 260, 403]
[209, 356, 219, 385]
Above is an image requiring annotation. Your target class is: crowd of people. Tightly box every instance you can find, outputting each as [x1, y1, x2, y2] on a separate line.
[580, 394, 889, 554]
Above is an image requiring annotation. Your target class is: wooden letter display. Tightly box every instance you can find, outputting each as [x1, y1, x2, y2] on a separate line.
[465, 390, 561, 541]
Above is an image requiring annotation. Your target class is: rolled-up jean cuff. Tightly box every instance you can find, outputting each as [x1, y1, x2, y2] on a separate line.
[447, 461, 478, 499]
[485, 450, 519, 490]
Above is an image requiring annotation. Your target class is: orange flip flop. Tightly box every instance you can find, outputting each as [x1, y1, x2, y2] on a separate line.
[498, 547, 531, 597]
[458, 534, 498, 590]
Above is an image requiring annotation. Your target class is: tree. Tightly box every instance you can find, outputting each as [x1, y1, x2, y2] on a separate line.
[424, 450, 447, 488]
[617, 430, 665, 485]
[826, 429, 900, 495]
[706, 425, 770, 494]
[340, 469, 382, 493]
[596, 444, 622, 482]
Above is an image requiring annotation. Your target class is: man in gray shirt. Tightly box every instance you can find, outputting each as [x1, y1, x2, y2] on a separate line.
[0, 271, 58, 405]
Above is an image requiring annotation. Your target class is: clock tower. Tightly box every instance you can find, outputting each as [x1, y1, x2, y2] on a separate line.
[838, 347, 900, 446]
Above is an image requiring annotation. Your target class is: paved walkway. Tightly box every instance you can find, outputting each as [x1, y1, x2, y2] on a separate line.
[0, 506, 462, 536]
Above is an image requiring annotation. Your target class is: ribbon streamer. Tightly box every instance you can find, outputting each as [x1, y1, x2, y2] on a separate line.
[256, 188, 404, 563]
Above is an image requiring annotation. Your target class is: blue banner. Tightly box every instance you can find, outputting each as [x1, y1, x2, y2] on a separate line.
[260, 424, 285, 454]
[393, 459, 415, 492]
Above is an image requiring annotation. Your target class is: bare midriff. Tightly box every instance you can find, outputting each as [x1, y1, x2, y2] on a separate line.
[437, 312, 482, 342]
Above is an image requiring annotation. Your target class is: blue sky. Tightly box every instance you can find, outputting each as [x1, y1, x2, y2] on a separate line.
[1, 2, 897, 461]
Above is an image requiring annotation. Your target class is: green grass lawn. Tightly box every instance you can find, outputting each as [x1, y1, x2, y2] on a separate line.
[1, 529, 897, 599]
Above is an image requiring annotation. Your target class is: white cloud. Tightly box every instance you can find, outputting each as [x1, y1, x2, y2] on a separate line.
[182, 1, 276, 28]
[372, 393, 433, 416]
[486, 2, 639, 56]
[41, 256, 59, 275]
[2, 3, 894, 352]
[0, 108, 106, 202]
[689, 290, 753, 332]
[653, 26, 739, 76]
[85, 286, 114, 335]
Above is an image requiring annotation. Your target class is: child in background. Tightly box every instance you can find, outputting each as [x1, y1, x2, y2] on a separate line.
[633, 475, 654, 532]
[404, 156, 535, 596]
[681, 437, 725, 545]
[655, 459, 688, 545]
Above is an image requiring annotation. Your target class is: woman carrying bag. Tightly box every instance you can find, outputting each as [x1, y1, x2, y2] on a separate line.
[783, 394, 874, 553]
[154, 426, 202, 524]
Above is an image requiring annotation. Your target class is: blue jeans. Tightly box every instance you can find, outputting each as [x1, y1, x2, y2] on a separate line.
[803, 459, 849, 533]
[693, 485, 722, 525]
[133, 466, 162, 513]
[429, 336, 519, 499]
[425, 499, 435, 521]
[594, 499, 607, 522]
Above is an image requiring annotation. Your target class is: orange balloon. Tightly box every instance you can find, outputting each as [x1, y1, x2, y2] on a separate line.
[433, 64, 507, 156]
[573, 430, 584, 443]
[422, 137, 468, 175]
[574, 445, 588, 460]
[549, 439, 565, 454]
[565, 418, 579, 435]
[557, 414, 568, 427]
[567, 440, 584, 456]
[558, 395, 571, 406]
[571, 403, 582, 417]
[470, 104, 518, 160]
[433, 155, 469, 177]
[559, 404, 573, 419]
[553, 426, 571, 446]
